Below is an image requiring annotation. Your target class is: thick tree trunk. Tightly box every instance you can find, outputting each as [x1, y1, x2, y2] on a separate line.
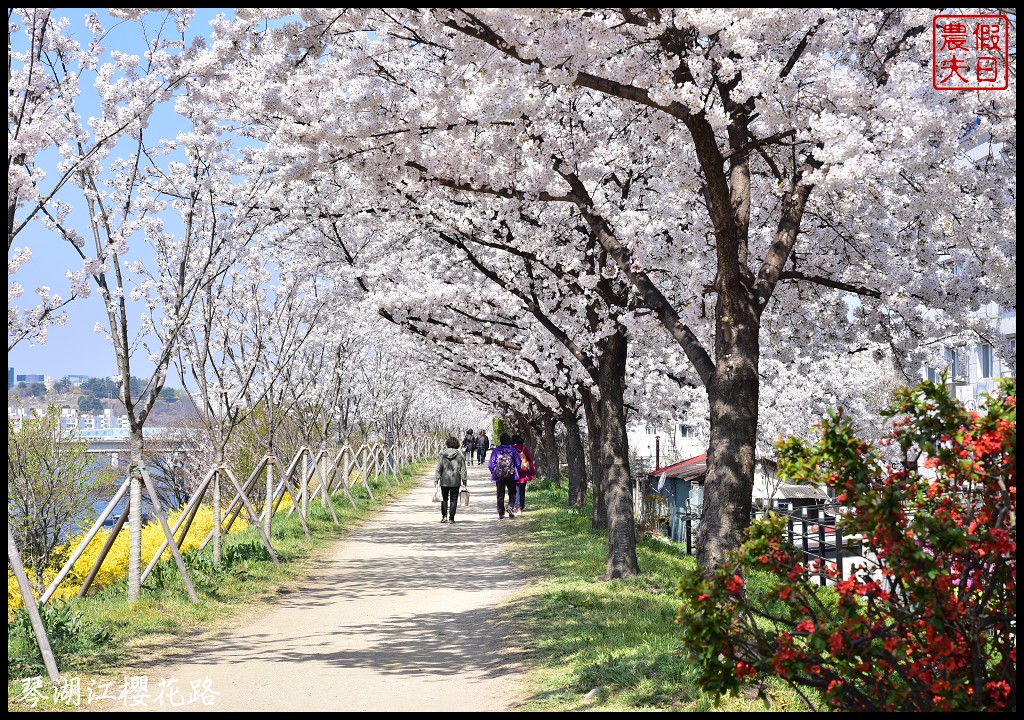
[695, 297, 760, 571]
[539, 415, 559, 481]
[562, 407, 587, 506]
[597, 330, 639, 579]
[581, 389, 606, 530]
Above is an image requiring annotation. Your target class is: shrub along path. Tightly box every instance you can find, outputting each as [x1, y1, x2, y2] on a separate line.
[88, 463, 530, 712]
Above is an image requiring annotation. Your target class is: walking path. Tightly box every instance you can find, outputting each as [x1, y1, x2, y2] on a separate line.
[91, 462, 531, 712]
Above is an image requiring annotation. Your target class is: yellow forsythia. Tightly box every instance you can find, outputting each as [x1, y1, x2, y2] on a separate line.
[8, 504, 253, 619]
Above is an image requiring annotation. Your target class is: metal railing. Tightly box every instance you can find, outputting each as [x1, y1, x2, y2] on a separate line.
[639, 493, 871, 586]
[767, 502, 868, 586]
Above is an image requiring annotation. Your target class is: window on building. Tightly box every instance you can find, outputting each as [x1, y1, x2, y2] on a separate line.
[945, 347, 967, 382]
[926, 366, 941, 383]
[679, 425, 693, 438]
[978, 344, 994, 379]
[645, 426, 655, 435]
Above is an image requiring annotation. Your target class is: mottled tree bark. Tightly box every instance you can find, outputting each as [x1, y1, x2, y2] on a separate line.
[564, 415, 588, 506]
[539, 415, 559, 481]
[695, 288, 760, 570]
[581, 387, 606, 530]
[596, 331, 639, 579]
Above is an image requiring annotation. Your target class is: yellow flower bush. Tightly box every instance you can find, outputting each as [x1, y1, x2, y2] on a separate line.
[8, 504, 254, 619]
[9, 479, 343, 619]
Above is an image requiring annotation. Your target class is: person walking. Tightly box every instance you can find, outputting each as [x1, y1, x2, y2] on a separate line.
[475, 428, 490, 465]
[461, 428, 477, 465]
[510, 433, 536, 513]
[435, 436, 469, 524]
[488, 433, 521, 520]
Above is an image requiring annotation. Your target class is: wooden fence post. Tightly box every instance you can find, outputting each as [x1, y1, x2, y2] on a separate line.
[221, 467, 280, 566]
[138, 468, 217, 586]
[8, 526, 61, 684]
[138, 468, 199, 603]
[40, 479, 130, 604]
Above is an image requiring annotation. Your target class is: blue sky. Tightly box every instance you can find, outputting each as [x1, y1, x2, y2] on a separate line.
[9, 9, 229, 385]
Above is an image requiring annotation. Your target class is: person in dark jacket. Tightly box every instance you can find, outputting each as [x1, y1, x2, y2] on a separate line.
[475, 429, 490, 465]
[435, 436, 469, 523]
[487, 433, 521, 520]
[461, 428, 477, 465]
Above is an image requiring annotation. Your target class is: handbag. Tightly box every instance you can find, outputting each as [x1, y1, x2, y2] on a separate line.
[432, 482, 442, 503]
[460, 487, 470, 507]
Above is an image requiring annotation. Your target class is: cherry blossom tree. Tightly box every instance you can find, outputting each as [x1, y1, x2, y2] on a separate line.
[175, 240, 294, 562]
[7, 9, 192, 349]
[8, 8, 276, 600]
[212, 8, 1012, 575]
[360, 201, 647, 575]
[11, 10, 1014, 586]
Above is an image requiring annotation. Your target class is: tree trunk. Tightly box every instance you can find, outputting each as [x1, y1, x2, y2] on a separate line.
[264, 455, 274, 538]
[127, 432, 144, 602]
[581, 388, 606, 530]
[695, 295, 760, 571]
[562, 406, 587, 507]
[540, 414, 559, 482]
[212, 469, 222, 564]
[523, 422, 543, 470]
[597, 330, 639, 579]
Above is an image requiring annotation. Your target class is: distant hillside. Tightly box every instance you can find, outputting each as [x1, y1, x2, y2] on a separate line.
[7, 386, 199, 428]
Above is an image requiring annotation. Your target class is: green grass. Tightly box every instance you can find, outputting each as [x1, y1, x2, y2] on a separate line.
[499, 478, 808, 712]
[9, 469, 807, 712]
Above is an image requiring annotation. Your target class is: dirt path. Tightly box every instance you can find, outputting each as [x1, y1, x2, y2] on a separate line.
[89, 463, 531, 712]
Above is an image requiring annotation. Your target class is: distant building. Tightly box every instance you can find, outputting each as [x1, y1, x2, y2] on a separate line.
[932, 137, 1017, 408]
[923, 302, 1015, 409]
[15, 373, 45, 384]
[627, 421, 703, 471]
[7, 367, 13, 389]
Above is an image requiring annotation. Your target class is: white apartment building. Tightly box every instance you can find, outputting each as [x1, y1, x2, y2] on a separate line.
[926, 301, 1016, 410]
[627, 420, 704, 473]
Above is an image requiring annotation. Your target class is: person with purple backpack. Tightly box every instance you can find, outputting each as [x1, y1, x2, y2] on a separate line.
[487, 433, 521, 520]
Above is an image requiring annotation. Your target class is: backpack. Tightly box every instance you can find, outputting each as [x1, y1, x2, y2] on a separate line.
[515, 446, 530, 474]
[494, 448, 517, 480]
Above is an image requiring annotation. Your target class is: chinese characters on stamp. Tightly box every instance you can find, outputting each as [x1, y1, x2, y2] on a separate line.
[932, 14, 1010, 90]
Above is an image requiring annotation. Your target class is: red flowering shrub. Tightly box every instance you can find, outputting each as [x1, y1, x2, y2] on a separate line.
[676, 378, 1015, 711]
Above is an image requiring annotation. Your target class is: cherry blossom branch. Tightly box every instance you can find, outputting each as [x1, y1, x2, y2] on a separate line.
[553, 160, 716, 385]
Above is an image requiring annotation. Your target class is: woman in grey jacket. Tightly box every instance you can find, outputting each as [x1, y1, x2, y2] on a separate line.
[436, 435, 469, 523]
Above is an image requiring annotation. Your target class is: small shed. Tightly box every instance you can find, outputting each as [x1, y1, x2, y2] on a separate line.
[646, 454, 706, 545]
[774, 484, 832, 519]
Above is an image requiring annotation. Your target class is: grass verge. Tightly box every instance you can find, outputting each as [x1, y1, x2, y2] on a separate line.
[498, 478, 809, 712]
